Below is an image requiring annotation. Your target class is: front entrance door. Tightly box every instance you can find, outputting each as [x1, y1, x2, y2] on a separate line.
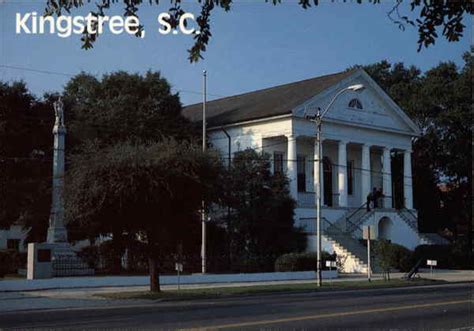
[323, 157, 333, 207]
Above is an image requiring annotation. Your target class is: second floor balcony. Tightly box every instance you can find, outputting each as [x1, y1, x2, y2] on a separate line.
[297, 192, 340, 208]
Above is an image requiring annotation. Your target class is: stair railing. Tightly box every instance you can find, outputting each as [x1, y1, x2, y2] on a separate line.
[345, 202, 370, 233]
[398, 208, 418, 232]
[401, 207, 418, 222]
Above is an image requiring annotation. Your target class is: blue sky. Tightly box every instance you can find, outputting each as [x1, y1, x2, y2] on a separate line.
[0, 1, 471, 105]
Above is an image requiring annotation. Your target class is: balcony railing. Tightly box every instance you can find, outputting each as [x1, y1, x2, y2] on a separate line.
[297, 192, 340, 208]
[298, 192, 316, 208]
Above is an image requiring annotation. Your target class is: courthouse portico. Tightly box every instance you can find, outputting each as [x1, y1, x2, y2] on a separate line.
[275, 134, 413, 210]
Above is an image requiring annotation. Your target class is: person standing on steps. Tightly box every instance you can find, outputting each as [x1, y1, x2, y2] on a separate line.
[372, 187, 378, 209]
[366, 191, 372, 211]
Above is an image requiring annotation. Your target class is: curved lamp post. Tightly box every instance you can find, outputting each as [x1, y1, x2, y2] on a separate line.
[306, 83, 365, 286]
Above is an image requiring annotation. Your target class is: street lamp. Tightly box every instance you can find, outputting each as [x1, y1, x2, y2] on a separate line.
[306, 84, 365, 287]
[202, 70, 207, 274]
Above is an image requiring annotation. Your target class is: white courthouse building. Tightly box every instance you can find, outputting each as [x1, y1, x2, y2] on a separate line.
[184, 68, 447, 273]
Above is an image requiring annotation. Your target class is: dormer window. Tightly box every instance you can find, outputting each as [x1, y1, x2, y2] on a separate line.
[348, 98, 363, 109]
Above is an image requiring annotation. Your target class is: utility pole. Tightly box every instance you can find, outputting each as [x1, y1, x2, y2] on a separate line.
[201, 70, 207, 274]
[315, 110, 323, 287]
[367, 225, 371, 282]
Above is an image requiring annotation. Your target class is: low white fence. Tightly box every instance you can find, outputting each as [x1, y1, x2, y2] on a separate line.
[0, 270, 337, 292]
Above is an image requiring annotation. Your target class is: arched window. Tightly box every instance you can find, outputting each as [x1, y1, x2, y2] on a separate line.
[348, 98, 363, 109]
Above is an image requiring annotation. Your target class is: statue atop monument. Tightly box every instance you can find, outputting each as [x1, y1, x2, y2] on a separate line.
[53, 97, 64, 127]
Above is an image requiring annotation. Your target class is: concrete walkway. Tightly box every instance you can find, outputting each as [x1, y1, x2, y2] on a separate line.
[0, 269, 471, 313]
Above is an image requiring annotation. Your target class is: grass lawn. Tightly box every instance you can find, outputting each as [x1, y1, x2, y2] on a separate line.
[97, 278, 445, 301]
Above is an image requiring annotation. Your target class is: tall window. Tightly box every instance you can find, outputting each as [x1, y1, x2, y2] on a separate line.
[348, 98, 363, 109]
[273, 152, 283, 174]
[347, 161, 354, 195]
[297, 155, 306, 192]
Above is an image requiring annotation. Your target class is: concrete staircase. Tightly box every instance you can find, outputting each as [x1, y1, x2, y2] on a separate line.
[318, 205, 450, 273]
[324, 218, 380, 273]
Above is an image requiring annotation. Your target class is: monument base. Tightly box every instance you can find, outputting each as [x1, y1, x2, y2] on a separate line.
[49, 242, 95, 277]
[47, 225, 68, 243]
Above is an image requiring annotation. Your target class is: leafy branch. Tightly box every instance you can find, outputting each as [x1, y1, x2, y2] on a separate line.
[44, 0, 473, 62]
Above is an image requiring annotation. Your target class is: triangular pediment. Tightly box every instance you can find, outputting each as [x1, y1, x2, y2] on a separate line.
[293, 69, 420, 136]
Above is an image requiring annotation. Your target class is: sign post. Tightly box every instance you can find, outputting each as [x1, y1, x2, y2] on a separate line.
[325, 260, 337, 271]
[427, 259, 437, 275]
[367, 226, 371, 282]
[175, 262, 183, 291]
[363, 225, 377, 282]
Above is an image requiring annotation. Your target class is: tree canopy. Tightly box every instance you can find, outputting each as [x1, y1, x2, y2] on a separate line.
[66, 139, 223, 290]
[0, 82, 53, 241]
[44, 1, 473, 62]
[357, 52, 472, 235]
[64, 71, 196, 149]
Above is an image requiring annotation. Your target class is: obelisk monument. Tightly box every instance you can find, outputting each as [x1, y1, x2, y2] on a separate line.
[46, 97, 70, 250]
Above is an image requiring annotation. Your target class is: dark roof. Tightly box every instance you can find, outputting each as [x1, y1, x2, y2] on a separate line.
[182, 69, 357, 127]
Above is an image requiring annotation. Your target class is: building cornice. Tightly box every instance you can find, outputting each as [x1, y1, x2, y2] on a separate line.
[207, 113, 292, 131]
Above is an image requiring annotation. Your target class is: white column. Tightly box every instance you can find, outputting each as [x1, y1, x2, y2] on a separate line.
[361, 144, 371, 205]
[382, 147, 392, 208]
[404, 150, 414, 209]
[287, 134, 298, 201]
[314, 138, 324, 206]
[337, 141, 348, 207]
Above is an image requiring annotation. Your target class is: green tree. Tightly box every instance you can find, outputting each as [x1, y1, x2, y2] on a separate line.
[44, 1, 472, 62]
[357, 54, 472, 238]
[62, 71, 200, 269]
[221, 149, 305, 270]
[0, 82, 53, 242]
[65, 139, 223, 291]
[64, 71, 196, 149]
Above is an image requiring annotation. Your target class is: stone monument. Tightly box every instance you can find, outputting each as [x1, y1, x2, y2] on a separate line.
[28, 98, 93, 278]
[43, 98, 93, 275]
[47, 97, 69, 246]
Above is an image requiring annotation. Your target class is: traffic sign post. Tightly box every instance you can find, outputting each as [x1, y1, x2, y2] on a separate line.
[175, 262, 183, 290]
[325, 260, 337, 271]
[363, 225, 377, 282]
[427, 259, 437, 275]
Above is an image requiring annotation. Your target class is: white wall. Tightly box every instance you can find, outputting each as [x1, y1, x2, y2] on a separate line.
[0, 225, 29, 252]
[209, 117, 292, 161]
[360, 211, 420, 250]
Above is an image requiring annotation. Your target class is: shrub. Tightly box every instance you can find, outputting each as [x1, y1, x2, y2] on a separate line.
[374, 240, 394, 280]
[274, 251, 335, 272]
[374, 240, 415, 277]
[0, 250, 26, 277]
[413, 242, 473, 270]
[389, 243, 415, 272]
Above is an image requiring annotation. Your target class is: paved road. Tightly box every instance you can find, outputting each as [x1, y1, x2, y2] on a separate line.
[0, 283, 472, 329]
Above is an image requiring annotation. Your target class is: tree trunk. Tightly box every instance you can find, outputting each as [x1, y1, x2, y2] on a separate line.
[149, 257, 160, 292]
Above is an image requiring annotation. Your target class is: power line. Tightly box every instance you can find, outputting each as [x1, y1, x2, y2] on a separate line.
[0, 64, 224, 97]
[0, 153, 415, 180]
[0, 65, 74, 77]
